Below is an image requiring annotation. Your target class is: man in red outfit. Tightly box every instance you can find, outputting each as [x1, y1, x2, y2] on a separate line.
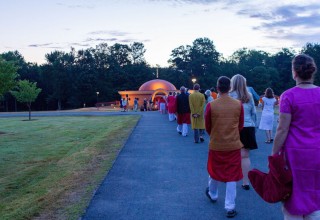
[204, 76, 244, 218]
[176, 86, 191, 136]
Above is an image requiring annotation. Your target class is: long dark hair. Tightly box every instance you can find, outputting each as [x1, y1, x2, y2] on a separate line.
[265, 88, 274, 98]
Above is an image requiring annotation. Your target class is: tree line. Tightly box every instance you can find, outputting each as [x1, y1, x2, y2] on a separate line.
[1, 38, 320, 112]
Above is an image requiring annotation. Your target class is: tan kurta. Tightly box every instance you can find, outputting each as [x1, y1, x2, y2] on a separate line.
[209, 96, 243, 151]
[189, 91, 205, 129]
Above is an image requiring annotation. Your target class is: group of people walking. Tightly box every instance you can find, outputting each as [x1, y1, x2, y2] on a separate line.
[165, 76, 258, 217]
[160, 54, 319, 219]
[174, 85, 212, 143]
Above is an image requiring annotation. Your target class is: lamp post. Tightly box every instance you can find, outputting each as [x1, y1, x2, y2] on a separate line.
[96, 91, 99, 104]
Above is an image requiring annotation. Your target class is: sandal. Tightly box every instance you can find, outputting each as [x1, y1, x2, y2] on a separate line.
[265, 140, 271, 144]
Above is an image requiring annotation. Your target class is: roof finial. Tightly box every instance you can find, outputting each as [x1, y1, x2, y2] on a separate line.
[156, 64, 160, 78]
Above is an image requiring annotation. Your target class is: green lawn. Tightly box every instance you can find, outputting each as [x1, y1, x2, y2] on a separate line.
[0, 115, 140, 220]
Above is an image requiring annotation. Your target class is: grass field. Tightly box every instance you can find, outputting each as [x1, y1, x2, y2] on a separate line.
[0, 115, 140, 220]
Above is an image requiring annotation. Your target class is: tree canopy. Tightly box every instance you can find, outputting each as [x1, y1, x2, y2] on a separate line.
[1, 39, 320, 111]
[0, 57, 18, 97]
[11, 80, 42, 120]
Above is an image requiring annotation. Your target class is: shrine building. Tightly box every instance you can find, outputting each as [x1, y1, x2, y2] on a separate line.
[118, 79, 178, 109]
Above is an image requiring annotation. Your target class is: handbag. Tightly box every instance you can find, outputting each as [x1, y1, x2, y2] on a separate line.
[248, 151, 292, 203]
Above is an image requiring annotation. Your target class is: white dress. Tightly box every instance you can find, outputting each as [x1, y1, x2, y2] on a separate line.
[259, 97, 276, 130]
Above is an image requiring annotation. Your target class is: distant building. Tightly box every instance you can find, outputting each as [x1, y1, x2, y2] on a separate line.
[118, 79, 178, 110]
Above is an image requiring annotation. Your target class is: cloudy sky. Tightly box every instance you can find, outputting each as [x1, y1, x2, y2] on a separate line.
[1, 0, 320, 66]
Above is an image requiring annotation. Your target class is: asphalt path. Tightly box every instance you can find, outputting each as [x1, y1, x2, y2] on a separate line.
[81, 110, 282, 220]
[1, 109, 283, 219]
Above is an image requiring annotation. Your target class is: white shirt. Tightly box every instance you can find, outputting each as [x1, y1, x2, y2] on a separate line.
[262, 97, 276, 113]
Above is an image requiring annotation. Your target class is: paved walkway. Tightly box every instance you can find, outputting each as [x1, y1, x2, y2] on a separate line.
[81, 110, 283, 220]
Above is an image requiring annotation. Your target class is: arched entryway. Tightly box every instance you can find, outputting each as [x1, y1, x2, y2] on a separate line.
[118, 79, 178, 110]
[151, 89, 168, 110]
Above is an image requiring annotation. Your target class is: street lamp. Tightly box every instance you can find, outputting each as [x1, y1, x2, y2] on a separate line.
[191, 78, 197, 84]
[96, 91, 99, 103]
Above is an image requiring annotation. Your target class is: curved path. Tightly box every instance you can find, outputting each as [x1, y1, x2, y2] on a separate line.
[0, 110, 283, 219]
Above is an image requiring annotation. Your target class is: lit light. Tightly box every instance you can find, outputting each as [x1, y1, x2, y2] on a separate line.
[191, 78, 197, 84]
[96, 91, 100, 104]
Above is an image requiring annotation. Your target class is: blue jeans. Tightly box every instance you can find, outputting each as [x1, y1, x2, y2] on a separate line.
[194, 129, 204, 142]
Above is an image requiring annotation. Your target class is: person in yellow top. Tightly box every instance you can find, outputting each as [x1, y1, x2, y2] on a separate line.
[189, 83, 206, 143]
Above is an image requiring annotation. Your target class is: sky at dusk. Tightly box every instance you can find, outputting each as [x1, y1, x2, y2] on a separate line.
[1, 0, 320, 67]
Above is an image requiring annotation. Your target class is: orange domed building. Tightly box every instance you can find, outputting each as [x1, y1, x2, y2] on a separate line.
[118, 79, 178, 110]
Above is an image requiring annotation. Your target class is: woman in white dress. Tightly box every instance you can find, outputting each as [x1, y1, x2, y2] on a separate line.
[259, 88, 278, 143]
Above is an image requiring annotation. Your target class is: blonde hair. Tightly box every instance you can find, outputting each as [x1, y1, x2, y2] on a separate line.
[230, 74, 250, 103]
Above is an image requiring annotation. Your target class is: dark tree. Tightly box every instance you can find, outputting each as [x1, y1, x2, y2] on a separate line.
[301, 43, 320, 86]
[271, 48, 295, 93]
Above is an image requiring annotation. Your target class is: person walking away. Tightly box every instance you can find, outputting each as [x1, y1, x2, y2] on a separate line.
[176, 86, 191, 137]
[186, 88, 190, 95]
[120, 98, 123, 111]
[205, 90, 214, 103]
[205, 76, 244, 218]
[259, 88, 278, 143]
[167, 92, 176, 121]
[204, 90, 214, 137]
[159, 96, 166, 114]
[122, 98, 127, 112]
[210, 87, 218, 100]
[272, 54, 320, 220]
[229, 74, 258, 190]
[173, 92, 177, 120]
[149, 99, 153, 111]
[189, 84, 206, 143]
[205, 89, 214, 114]
[143, 98, 148, 111]
[133, 98, 138, 112]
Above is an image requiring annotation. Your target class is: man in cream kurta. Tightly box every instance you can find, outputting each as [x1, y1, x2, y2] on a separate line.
[189, 83, 206, 143]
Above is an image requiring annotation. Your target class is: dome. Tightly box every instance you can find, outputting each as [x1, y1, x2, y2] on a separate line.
[139, 79, 177, 91]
